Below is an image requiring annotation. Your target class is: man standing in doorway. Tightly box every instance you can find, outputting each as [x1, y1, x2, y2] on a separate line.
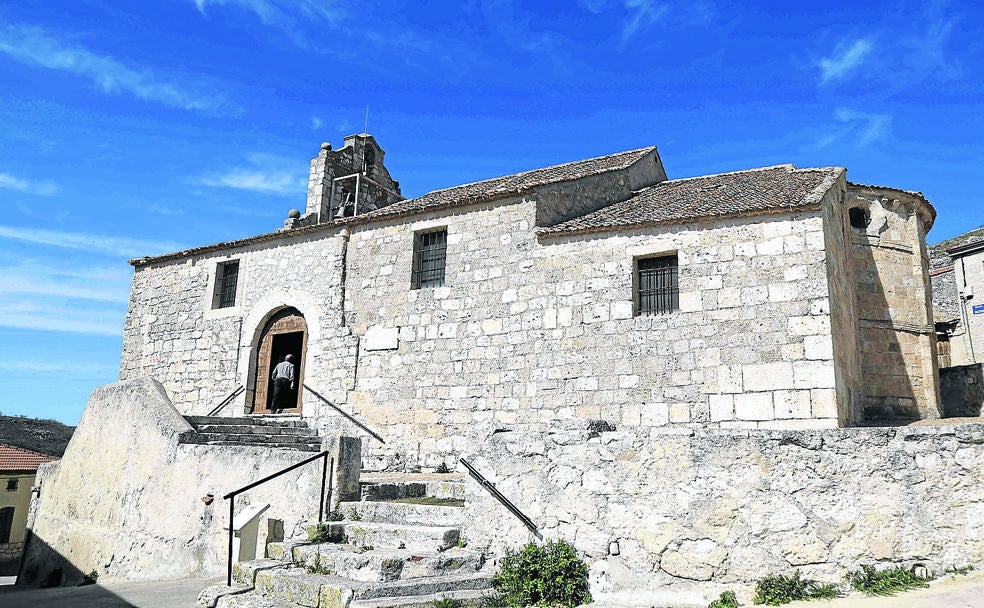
[270, 353, 295, 413]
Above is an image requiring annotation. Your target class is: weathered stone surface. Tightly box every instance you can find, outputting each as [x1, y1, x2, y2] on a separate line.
[19, 378, 324, 586]
[462, 423, 984, 599]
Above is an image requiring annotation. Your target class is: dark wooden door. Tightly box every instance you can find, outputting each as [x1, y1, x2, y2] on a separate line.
[253, 308, 307, 414]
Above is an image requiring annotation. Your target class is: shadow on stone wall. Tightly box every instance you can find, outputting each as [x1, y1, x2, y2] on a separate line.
[9, 532, 133, 607]
[853, 235, 921, 421]
[941, 363, 984, 417]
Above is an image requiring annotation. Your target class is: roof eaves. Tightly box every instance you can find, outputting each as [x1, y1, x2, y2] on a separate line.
[947, 238, 984, 257]
[535, 202, 826, 240]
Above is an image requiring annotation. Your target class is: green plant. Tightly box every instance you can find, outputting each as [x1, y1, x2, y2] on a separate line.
[457, 538, 468, 548]
[326, 509, 344, 522]
[349, 509, 362, 521]
[489, 539, 591, 608]
[309, 522, 332, 543]
[304, 552, 334, 575]
[431, 597, 463, 608]
[81, 569, 99, 585]
[435, 462, 451, 474]
[308, 523, 346, 544]
[708, 590, 740, 608]
[945, 565, 975, 575]
[846, 564, 930, 596]
[753, 570, 840, 605]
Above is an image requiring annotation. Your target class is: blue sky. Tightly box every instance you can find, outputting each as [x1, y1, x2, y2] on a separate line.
[1, 0, 981, 425]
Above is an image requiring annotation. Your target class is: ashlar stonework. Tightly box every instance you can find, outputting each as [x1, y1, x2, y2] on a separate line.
[121, 134, 941, 468]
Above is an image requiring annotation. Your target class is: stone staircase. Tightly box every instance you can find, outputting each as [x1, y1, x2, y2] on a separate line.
[200, 473, 493, 608]
[180, 415, 323, 452]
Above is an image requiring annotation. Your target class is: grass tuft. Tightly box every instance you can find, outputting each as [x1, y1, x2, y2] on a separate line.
[846, 564, 931, 596]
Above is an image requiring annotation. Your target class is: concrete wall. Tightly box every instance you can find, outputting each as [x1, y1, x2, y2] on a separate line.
[847, 187, 941, 420]
[940, 363, 984, 417]
[19, 378, 327, 586]
[461, 422, 984, 607]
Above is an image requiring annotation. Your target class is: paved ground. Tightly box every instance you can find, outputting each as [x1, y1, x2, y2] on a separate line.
[0, 576, 223, 607]
[0, 573, 982, 607]
[781, 572, 984, 608]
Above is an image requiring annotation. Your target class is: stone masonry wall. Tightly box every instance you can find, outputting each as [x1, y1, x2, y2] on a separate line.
[461, 422, 984, 606]
[121, 232, 357, 417]
[847, 189, 941, 420]
[345, 190, 843, 468]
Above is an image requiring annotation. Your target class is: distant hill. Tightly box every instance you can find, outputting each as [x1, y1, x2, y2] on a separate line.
[0, 415, 75, 457]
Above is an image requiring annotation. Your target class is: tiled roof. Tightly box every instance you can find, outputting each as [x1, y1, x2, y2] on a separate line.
[537, 164, 843, 236]
[0, 443, 57, 472]
[131, 146, 657, 267]
[929, 226, 984, 269]
[346, 146, 658, 223]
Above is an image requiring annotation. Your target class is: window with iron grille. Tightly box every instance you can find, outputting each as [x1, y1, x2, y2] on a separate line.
[412, 229, 447, 289]
[5, 478, 17, 491]
[636, 255, 679, 315]
[213, 260, 240, 309]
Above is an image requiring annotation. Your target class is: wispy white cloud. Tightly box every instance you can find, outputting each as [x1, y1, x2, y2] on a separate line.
[193, 0, 342, 25]
[311, 117, 325, 130]
[0, 360, 117, 374]
[0, 262, 130, 303]
[622, 0, 670, 42]
[0, 299, 123, 335]
[192, 0, 344, 47]
[814, 107, 892, 149]
[0, 21, 230, 111]
[198, 153, 306, 195]
[818, 38, 873, 84]
[835, 108, 892, 145]
[0, 172, 58, 196]
[0, 225, 186, 257]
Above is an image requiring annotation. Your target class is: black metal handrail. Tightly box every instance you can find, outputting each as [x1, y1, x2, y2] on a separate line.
[207, 385, 244, 417]
[303, 383, 385, 444]
[222, 450, 334, 586]
[459, 458, 541, 540]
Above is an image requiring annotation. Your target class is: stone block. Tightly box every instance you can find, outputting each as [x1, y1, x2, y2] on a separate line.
[743, 362, 794, 392]
[718, 365, 743, 393]
[734, 392, 774, 420]
[794, 361, 835, 389]
[789, 315, 830, 336]
[611, 300, 634, 320]
[709, 394, 734, 421]
[641, 402, 669, 426]
[669, 402, 691, 423]
[804, 335, 833, 360]
[811, 388, 838, 418]
[773, 390, 811, 419]
[679, 291, 702, 312]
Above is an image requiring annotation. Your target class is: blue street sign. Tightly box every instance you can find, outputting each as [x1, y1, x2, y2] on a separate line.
[974, 304, 984, 315]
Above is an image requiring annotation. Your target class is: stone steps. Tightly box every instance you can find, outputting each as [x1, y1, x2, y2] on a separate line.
[337, 501, 466, 527]
[180, 415, 322, 452]
[360, 478, 465, 502]
[349, 589, 489, 608]
[199, 465, 491, 608]
[285, 543, 483, 582]
[308, 521, 460, 553]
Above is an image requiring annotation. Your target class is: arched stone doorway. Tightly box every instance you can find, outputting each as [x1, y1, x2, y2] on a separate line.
[252, 308, 307, 414]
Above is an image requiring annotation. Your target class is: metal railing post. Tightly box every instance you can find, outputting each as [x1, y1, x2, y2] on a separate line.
[221, 448, 338, 588]
[318, 454, 330, 523]
[227, 494, 235, 586]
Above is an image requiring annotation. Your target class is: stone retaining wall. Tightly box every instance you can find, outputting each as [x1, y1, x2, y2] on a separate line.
[461, 422, 984, 606]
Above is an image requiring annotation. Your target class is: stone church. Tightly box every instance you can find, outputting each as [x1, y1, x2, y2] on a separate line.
[122, 133, 941, 468]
